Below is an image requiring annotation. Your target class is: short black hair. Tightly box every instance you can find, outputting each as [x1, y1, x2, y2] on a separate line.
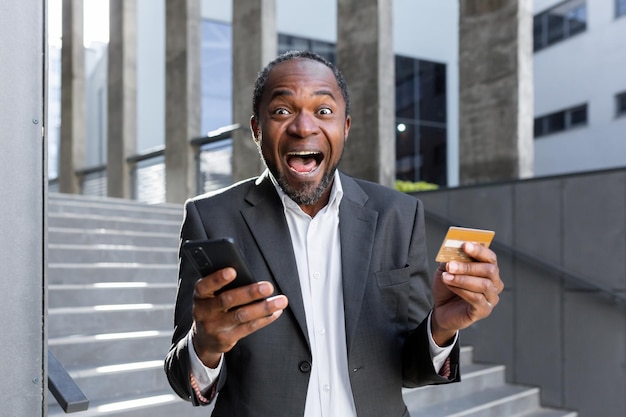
[252, 50, 351, 118]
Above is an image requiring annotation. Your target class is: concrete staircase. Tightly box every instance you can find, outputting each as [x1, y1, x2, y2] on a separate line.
[47, 193, 577, 417]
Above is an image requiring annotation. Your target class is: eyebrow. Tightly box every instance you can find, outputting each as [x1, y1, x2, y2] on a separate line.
[269, 89, 337, 101]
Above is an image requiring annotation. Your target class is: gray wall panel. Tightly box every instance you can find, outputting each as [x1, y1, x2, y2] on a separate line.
[416, 168, 626, 416]
[563, 292, 626, 417]
[514, 178, 562, 264]
[515, 262, 564, 407]
[563, 172, 626, 290]
[448, 184, 515, 246]
[0, 1, 46, 416]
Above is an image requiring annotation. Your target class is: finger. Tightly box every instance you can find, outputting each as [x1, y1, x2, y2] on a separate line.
[447, 259, 502, 293]
[231, 295, 288, 325]
[442, 272, 500, 310]
[218, 281, 276, 311]
[442, 272, 501, 302]
[462, 242, 497, 264]
[194, 267, 237, 299]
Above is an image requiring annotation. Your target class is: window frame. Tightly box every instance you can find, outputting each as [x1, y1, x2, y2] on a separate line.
[617, 0, 626, 18]
[616, 92, 626, 118]
[534, 103, 588, 138]
[534, 0, 587, 52]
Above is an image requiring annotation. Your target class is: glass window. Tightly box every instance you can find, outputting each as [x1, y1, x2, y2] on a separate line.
[617, 0, 626, 17]
[546, 111, 566, 134]
[201, 20, 233, 134]
[569, 105, 587, 126]
[616, 92, 626, 117]
[534, 0, 587, 52]
[534, 103, 588, 138]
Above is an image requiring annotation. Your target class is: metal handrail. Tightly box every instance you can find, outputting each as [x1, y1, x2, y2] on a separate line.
[48, 349, 89, 413]
[190, 123, 244, 147]
[126, 145, 165, 164]
[423, 208, 626, 307]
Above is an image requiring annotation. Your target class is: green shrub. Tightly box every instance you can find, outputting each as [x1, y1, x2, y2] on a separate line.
[394, 180, 439, 193]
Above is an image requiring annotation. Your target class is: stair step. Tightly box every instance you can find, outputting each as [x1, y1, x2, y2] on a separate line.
[49, 227, 179, 247]
[459, 345, 474, 366]
[410, 385, 540, 417]
[48, 264, 177, 284]
[48, 390, 213, 417]
[48, 304, 174, 337]
[49, 192, 181, 217]
[403, 363, 506, 410]
[49, 244, 178, 264]
[47, 391, 210, 417]
[49, 330, 172, 369]
[48, 213, 181, 234]
[48, 362, 170, 404]
[48, 283, 177, 307]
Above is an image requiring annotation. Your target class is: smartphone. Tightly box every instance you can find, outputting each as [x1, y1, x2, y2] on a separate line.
[182, 237, 256, 294]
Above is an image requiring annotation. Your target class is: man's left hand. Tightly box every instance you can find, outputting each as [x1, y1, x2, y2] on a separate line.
[430, 242, 503, 346]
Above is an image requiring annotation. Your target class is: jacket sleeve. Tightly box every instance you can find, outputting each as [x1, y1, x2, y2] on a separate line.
[402, 317, 461, 387]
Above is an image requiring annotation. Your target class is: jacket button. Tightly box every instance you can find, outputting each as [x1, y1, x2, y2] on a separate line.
[299, 361, 311, 373]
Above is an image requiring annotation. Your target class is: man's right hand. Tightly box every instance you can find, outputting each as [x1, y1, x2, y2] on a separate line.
[190, 267, 288, 368]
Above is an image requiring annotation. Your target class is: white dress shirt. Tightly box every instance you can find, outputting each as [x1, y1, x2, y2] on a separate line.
[188, 171, 456, 414]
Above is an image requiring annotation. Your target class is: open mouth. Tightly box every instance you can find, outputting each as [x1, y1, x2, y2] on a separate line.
[286, 151, 323, 174]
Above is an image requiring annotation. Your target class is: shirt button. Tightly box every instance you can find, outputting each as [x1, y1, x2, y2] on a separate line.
[319, 328, 326, 335]
[298, 361, 311, 373]
[322, 384, 331, 392]
[313, 272, 321, 279]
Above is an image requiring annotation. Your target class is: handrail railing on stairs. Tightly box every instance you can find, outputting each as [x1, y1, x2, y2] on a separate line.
[48, 349, 89, 413]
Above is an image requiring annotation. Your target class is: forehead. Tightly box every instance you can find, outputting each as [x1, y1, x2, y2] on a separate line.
[263, 59, 342, 101]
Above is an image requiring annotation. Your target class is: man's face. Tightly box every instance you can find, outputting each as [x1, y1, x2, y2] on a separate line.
[251, 58, 351, 214]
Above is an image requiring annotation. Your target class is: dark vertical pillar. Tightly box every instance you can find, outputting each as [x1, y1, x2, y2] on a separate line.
[459, 0, 533, 185]
[231, 0, 277, 181]
[165, 0, 201, 203]
[337, 0, 395, 187]
[59, 0, 85, 194]
[107, 0, 137, 198]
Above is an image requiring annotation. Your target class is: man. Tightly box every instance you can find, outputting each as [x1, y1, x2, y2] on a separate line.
[165, 50, 503, 417]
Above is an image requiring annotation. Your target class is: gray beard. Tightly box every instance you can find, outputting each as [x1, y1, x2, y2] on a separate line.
[275, 168, 335, 206]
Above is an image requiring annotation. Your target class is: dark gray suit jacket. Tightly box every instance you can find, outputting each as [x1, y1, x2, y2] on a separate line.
[164, 171, 460, 417]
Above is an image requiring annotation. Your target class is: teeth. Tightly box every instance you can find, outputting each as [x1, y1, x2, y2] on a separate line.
[289, 151, 319, 156]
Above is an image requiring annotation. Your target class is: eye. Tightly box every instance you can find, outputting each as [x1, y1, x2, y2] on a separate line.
[318, 107, 332, 115]
[273, 108, 290, 115]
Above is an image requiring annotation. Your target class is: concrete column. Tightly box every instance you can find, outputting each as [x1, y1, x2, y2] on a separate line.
[336, 0, 395, 188]
[165, 0, 201, 203]
[0, 1, 45, 414]
[459, 0, 533, 185]
[107, 0, 137, 199]
[231, 0, 277, 182]
[59, 0, 85, 194]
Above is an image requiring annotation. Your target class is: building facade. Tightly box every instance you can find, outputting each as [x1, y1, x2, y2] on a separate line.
[47, 0, 626, 200]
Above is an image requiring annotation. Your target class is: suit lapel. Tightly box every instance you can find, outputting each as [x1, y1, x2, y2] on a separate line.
[240, 174, 310, 347]
[338, 174, 378, 355]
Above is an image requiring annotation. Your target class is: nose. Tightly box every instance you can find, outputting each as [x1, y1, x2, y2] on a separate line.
[286, 111, 318, 138]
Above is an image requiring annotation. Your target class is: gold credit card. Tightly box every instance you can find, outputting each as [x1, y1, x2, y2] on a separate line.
[435, 226, 495, 263]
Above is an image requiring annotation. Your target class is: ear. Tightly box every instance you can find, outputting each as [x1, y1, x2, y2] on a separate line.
[344, 115, 351, 142]
[250, 116, 261, 142]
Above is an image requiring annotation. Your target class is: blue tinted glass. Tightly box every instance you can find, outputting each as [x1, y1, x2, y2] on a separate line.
[618, 0, 626, 17]
[201, 20, 233, 134]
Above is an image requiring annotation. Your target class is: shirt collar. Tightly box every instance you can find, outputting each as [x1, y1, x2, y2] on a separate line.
[268, 170, 344, 216]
